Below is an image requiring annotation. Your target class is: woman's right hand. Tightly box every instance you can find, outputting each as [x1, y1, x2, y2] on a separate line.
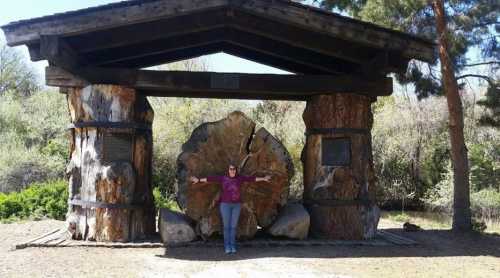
[190, 176, 199, 184]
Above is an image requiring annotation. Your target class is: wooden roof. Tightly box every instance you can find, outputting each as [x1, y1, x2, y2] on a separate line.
[1, 0, 435, 76]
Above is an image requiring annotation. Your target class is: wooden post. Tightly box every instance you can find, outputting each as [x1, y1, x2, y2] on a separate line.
[302, 94, 380, 240]
[65, 84, 155, 242]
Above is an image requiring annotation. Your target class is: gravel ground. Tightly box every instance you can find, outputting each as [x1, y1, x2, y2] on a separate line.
[1, 219, 499, 278]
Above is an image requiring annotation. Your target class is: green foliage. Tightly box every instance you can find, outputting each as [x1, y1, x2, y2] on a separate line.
[372, 95, 449, 206]
[388, 212, 411, 223]
[424, 164, 500, 221]
[471, 189, 500, 220]
[0, 180, 68, 221]
[0, 42, 40, 97]
[477, 83, 500, 127]
[152, 187, 180, 211]
[423, 162, 454, 212]
[373, 94, 500, 210]
[469, 143, 500, 191]
[472, 218, 488, 233]
[0, 90, 68, 192]
[419, 142, 450, 190]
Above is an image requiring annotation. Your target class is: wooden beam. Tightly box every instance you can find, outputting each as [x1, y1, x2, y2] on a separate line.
[93, 41, 331, 74]
[45, 66, 393, 100]
[236, 0, 436, 63]
[228, 10, 375, 65]
[221, 43, 327, 74]
[101, 43, 224, 69]
[68, 8, 229, 54]
[224, 29, 358, 74]
[84, 29, 226, 66]
[140, 90, 307, 101]
[2, 0, 230, 46]
[39, 35, 84, 70]
[86, 27, 358, 74]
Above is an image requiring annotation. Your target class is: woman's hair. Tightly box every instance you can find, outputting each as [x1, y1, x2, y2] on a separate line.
[228, 163, 238, 175]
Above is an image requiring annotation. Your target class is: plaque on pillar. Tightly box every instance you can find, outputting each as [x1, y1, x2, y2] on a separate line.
[103, 133, 133, 163]
[321, 138, 351, 166]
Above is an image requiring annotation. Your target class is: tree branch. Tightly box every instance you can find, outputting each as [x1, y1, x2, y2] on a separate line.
[462, 61, 500, 67]
[456, 74, 498, 87]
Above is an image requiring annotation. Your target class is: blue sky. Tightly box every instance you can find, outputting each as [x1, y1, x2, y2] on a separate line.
[0, 0, 289, 76]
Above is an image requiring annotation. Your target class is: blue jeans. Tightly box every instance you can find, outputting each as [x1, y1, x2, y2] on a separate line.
[219, 202, 241, 250]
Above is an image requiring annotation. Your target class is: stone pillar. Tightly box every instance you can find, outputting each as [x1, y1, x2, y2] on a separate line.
[302, 94, 380, 240]
[65, 85, 155, 242]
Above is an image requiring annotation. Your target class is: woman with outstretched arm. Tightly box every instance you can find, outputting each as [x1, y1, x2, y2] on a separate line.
[190, 164, 271, 254]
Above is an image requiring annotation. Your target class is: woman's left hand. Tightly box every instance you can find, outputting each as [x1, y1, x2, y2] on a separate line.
[264, 175, 271, 182]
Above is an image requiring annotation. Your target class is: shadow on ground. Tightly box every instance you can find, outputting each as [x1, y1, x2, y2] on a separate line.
[157, 229, 500, 261]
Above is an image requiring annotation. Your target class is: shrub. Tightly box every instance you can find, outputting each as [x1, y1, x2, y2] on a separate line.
[0, 90, 68, 193]
[471, 188, 500, 220]
[153, 187, 180, 211]
[0, 147, 66, 193]
[424, 166, 500, 221]
[472, 218, 488, 233]
[0, 179, 68, 221]
[469, 143, 500, 192]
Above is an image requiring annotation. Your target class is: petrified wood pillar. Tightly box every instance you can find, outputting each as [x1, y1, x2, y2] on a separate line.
[302, 94, 380, 240]
[65, 85, 155, 242]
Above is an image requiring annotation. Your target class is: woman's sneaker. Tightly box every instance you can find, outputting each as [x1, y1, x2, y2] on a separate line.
[230, 246, 237, 253]
[225, 247, 231, 254]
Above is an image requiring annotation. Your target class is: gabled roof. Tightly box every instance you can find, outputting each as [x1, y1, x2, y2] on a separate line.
[1, 0, 435, 75]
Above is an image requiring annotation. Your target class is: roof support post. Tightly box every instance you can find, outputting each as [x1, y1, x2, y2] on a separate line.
[302, 94, 380, 239]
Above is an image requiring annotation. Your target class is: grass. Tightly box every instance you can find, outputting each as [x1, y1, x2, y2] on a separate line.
[381, 210, 500, 234]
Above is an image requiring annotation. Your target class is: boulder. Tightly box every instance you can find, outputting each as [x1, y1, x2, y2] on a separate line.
[176, 111, 294, 239]
[267, 203, 310, 240]
[158, 208, 197, 244]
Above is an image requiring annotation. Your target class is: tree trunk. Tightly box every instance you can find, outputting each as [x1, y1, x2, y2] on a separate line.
[65, 85, 156, 242]
[302, 94, 379, 240]
[432, 0, 472, 231]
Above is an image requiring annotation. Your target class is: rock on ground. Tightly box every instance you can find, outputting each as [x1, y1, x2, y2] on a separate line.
[267, 203, 310, 240]
[158, 208, 197, 244]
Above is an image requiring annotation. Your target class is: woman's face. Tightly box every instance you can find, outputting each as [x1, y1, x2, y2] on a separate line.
[228, 165, 237, 177]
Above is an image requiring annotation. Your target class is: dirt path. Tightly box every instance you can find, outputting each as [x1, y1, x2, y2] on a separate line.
[1, 219, 499, 278]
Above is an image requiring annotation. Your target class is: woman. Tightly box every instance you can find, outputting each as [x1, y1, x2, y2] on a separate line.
[190, 164, 271, 254]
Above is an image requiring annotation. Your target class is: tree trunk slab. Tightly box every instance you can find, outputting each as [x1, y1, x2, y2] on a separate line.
[176, 111, 294, 239]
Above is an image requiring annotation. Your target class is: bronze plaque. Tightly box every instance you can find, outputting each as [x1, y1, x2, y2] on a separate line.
[103, 134, 133, 163]
[321, 138, 351, 166]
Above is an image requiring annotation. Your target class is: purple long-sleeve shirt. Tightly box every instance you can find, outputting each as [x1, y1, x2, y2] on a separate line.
[206, 175, 257, 203]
